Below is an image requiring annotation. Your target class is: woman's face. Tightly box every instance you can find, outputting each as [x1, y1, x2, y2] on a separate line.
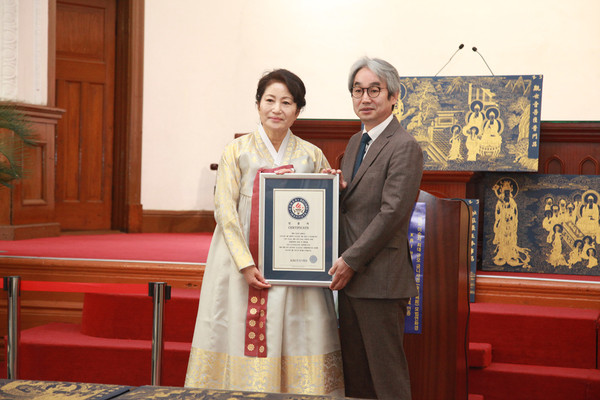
[257, 82, 299, 135]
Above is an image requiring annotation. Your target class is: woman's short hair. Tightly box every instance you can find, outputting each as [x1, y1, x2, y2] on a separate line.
[348, 57, 401, 99]
[256, 69, 306, 110]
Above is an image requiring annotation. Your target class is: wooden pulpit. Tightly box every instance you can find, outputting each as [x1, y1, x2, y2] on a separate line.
[405, 190, 471, 400]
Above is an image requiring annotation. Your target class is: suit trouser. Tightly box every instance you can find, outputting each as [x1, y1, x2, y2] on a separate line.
[338, 291, 411, 400]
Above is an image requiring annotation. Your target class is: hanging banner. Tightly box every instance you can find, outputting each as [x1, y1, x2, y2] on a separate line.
[466, 199, 480, 302]
[406, 202, 426, 334]
[396, 75, 543, 172]
[482, 173, 600, 276]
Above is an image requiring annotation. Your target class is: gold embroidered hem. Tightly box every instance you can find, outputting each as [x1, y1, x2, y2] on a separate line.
[185, 347, 344, 396]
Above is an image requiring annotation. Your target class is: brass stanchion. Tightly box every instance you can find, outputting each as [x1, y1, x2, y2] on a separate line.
[148, 282, 170, 386]
[4, 276, 21, 379]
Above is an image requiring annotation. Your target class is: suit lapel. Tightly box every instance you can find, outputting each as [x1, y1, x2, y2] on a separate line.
[342, 133, 361, 181]
[344, 118, 400, 197]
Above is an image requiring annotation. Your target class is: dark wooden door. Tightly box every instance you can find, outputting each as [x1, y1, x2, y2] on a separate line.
[55, 0, 116, 230]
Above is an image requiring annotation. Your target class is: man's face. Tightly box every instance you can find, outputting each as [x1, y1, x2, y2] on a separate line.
[352, 67, 398, 131]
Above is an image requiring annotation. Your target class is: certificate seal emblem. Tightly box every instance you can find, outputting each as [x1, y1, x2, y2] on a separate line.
[288, 197, 309, 219]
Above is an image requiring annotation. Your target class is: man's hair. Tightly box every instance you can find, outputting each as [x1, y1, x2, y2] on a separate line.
[348, 57, 401, 99]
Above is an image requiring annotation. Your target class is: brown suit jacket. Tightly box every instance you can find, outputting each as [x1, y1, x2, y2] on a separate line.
[339, 117, 423, 299]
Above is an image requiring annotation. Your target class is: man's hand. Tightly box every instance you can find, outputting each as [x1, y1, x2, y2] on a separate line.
[329, 256, 355, 290]
[241, 265, 272, 290]
[321, 168, 347, 190]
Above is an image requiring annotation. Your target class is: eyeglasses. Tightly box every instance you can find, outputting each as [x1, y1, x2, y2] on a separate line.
[351, 86, 387, 99]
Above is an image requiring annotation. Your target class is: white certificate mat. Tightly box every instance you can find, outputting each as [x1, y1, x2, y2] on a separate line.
[272, 189, 326, 272]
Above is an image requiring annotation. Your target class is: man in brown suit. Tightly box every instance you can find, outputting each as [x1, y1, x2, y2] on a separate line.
[326, 57, 423, 399]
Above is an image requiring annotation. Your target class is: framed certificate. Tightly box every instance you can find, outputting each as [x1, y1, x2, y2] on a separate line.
[259, 173, 339, 286]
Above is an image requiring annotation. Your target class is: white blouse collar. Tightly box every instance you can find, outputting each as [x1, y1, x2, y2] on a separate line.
[258, 123, 291, 166]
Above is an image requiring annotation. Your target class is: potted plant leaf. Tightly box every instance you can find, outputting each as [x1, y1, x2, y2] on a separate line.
[0, 103, 37, 187]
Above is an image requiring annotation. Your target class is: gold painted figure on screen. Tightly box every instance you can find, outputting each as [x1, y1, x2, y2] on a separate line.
[448, 124, 463, 161]
[587, 248, 598, 268]
[464, 126, 481, 162]
[576, 191, 600, 241]
[547, 224, 568, 267]
[465, 100, 485, 133]
[491, 178, 530, 267]
[479, 108, 504, 159]
[544, 196, 553, 211]
[558, 198, 568, 221]
[573, 193, 583, 216]
[581, 236, 595, 261]
[568, 239, 584, 268]
[542, 208, 556, 241]
[565, 202, 577, 224]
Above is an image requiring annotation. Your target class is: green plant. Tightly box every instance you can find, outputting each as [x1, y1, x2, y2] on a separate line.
[0, 104, 37, 187]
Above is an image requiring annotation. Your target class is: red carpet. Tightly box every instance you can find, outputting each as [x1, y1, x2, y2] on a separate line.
[18, 289, 600, 398]
[468, 302, 600, 400]
[0, 233, 211, 263]
[19, 289, 199, 387]
[19, 322, 191, 387]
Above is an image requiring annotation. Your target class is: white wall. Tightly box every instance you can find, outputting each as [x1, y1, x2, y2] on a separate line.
[17, 0, 47, 104]
[0, 0, 47, 104]
[132, 0, 599, 210]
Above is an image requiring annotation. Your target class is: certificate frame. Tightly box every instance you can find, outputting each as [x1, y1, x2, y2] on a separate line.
[259, 173, 339, 286]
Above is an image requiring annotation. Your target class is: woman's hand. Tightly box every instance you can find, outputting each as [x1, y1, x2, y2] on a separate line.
[321, 168, 347, 190]
[241, 265, 272, 290]
[274, 167, 295, 175]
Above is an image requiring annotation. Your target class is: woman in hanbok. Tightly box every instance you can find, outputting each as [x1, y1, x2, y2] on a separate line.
[185, 69, 344, 396]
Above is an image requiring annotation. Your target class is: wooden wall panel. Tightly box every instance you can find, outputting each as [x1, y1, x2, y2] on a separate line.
[111, 0, 145, 233]
[54, 0, 116, 230]
[142, 210, 216, 233]
[475, 275, 600, 309]
[290, 119, 361, 169]
[10, 105, 63, 225]
[538, 122, 600, 175]
[0, 104, 63, 240]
